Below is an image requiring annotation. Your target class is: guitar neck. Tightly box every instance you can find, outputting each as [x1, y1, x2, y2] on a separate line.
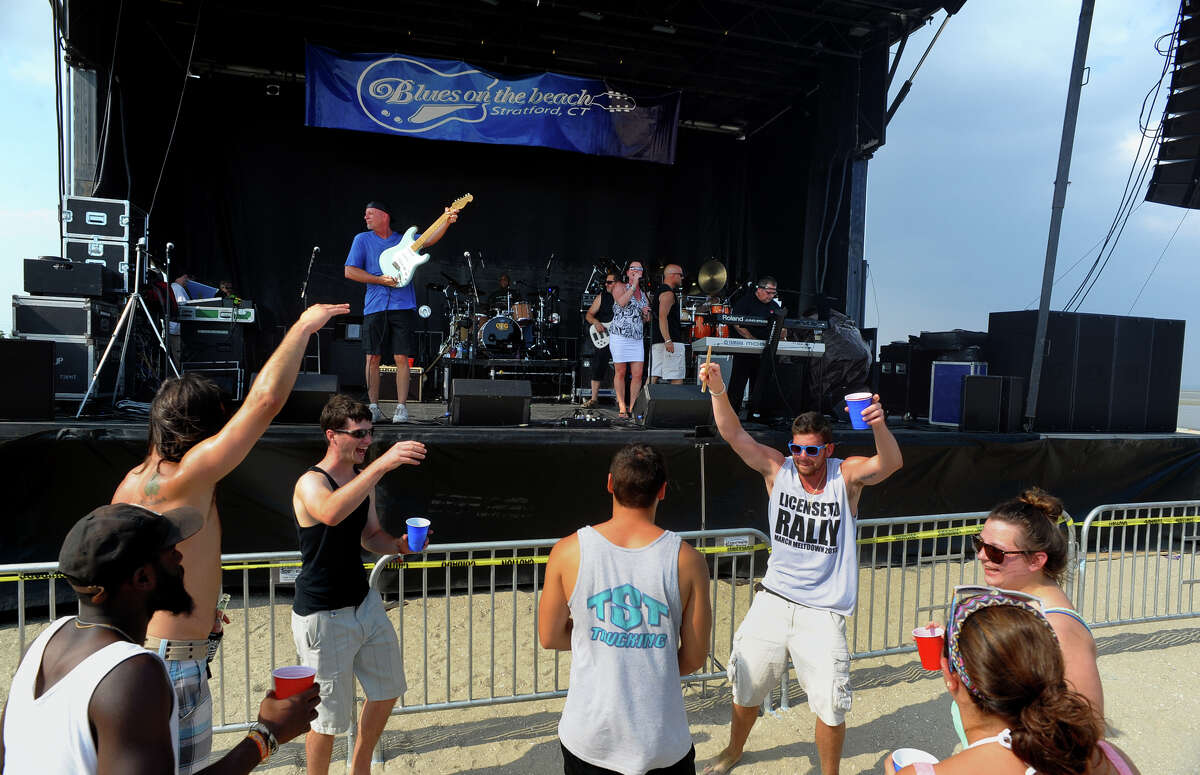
[410, 211, 451, 252]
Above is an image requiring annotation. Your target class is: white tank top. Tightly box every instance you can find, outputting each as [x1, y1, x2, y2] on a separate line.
[760, 457, 859, 615]
[3, 617, 179, 774]
[558, 527, 692, 775]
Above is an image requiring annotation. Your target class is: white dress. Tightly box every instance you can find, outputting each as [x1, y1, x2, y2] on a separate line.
[609, 287, 647, 363]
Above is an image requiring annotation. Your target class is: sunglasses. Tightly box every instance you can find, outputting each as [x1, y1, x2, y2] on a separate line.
[758, 287, 778, 294]
[971, 535, 1029, 564]
[604, 280, 616, 285]
[787, 443, 825, 457]
[333, 427, 373, 439]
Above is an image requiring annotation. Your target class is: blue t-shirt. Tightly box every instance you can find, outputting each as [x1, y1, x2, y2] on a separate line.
[345, 230, 419, 314]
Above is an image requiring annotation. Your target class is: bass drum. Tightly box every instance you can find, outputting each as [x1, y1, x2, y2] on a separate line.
[478, 315, 522, 357]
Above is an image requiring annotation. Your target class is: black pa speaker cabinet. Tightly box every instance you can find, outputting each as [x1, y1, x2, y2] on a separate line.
[181, 321, 245, 363]
[450, 379, 531, 426]
[0, 339, 55, 419]
[248, 372, 339, 424]
[633, 384, 714, 429]
[961, 375, 1024, 433]
[987, 311, 1185, 432]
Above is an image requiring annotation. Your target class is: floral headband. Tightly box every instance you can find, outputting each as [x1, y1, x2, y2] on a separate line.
[946, 585, 1058, 700]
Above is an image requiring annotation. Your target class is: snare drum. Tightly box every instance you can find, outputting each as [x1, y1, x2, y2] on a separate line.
[511, 301, 532, 322]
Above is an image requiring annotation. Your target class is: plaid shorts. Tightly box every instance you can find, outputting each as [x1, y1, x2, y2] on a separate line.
[165, 658, 213, 774]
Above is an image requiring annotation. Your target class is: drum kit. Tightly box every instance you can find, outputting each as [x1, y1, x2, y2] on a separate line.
[683, 259, 732, 342]
[429, 274, 563, 362]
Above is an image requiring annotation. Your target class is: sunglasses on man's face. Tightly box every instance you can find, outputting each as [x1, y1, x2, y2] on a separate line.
[971, 535, 1029, 564]
[787, 443, 825, 457]
[333, 427, 373, 439]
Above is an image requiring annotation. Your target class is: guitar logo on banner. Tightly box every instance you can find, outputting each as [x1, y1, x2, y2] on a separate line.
[307, 45, 678, 164]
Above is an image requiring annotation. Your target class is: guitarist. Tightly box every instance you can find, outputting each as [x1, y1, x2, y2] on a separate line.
[582, 271, 618, 408]
[344, 200, 458, 423]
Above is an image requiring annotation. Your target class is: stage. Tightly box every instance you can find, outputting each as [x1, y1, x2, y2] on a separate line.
[4, 398, 1199, 569]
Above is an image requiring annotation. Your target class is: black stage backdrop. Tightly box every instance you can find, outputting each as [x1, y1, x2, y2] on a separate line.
[3, 425, 1198, 575]
[87, 40, 887, 348]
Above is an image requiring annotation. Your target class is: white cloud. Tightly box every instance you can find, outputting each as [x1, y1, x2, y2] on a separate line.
[7, 57, 55, 91]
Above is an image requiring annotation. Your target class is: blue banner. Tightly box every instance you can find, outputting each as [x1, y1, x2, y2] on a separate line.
[305, 45, 679, 164]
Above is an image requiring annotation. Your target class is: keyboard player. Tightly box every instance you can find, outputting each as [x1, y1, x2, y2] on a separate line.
[728, 276, 784, 413]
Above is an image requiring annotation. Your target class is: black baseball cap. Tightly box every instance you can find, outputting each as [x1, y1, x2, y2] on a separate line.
[59, 503, 204, 594]
[365, 201, 393, 222]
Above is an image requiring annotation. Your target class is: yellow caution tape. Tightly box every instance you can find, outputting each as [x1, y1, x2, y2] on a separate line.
[1085, 515, 1200, 529]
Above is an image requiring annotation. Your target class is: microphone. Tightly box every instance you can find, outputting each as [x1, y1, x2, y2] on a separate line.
[166, 241, 175, 254]
[312, 246, 320, 258]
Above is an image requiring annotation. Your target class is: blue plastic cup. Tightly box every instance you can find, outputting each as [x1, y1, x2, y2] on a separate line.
[406, 517, 430, 552]
[845, 392, 873, 429]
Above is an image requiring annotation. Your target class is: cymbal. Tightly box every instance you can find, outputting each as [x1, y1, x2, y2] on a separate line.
[686, 283, 703, 297]
[698, 260, 727, 294]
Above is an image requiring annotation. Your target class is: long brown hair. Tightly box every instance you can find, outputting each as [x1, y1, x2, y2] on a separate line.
[988, 488, 1070, 585]
[957, 605, 1101, 775]
[147, 374, 227, 466]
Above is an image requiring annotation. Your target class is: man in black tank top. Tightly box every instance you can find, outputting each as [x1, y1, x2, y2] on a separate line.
[582, 272, 619, 407]
[290, 394, 427, 775]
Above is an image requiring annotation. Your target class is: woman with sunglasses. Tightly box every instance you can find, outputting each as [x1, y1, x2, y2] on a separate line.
[972, 489, 1103, 717]
[608, 261, 652, 418]
[888, 590, 1138, 775]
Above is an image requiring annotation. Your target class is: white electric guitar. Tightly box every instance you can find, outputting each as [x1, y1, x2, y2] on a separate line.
[590, 320, 612, 349]
[380, 193, 474, 287]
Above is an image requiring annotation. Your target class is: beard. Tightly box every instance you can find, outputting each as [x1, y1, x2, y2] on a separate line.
[149, 560, 195, 616]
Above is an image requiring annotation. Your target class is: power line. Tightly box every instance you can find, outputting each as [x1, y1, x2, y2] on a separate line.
[1127, 209, 1189, 314]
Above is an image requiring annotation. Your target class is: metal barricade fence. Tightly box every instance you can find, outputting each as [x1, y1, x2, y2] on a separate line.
[6, 505, 1199, 740]
[1075, 501, 1200, 628]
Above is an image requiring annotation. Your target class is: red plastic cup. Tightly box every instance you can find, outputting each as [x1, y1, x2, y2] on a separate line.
[912, 626, 945, 670]
[408, 357, 415, 368]
[272, 665, 316, 699]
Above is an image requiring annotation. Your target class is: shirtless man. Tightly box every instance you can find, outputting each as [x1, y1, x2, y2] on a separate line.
[111, 301, 349, 773]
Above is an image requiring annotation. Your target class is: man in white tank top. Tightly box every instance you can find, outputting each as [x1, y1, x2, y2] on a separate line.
[0, 504, 320, 775]
[539, 444, 713, 775]
[698, 364, 903, 775]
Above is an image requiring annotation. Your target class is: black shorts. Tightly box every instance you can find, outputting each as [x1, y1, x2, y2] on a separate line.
[589, 345, 612, 381]
[560, 742, 695, 775]
[363, 309, 417, 358]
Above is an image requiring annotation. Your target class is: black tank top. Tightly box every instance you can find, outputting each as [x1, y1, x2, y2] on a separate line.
[651, 283, 682, 344]
[597, 291, 615, 321]
[293, 466, 370, 616]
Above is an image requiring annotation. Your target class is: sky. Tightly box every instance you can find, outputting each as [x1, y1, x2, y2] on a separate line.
[866, 0, 1196, 387]
[0, 1, 1195, 387]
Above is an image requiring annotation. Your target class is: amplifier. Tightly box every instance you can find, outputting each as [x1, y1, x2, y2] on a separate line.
[13, 333, 122, 400]
[13, 295, 120, 338]
[24, 258, 124, 299]
[181, 320, 245, 363]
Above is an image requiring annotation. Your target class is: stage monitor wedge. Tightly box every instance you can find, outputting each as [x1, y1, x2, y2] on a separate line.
[247, 372, 339, 423]
[450, 379, 531, 426]
[634, 384, 714, 429]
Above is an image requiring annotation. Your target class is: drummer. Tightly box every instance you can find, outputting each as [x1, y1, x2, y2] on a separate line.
[487, 274, 516, 311]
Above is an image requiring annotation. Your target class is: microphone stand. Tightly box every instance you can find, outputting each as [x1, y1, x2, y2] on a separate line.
[299, 246, 321, 374]
[76, 237, 180, 417]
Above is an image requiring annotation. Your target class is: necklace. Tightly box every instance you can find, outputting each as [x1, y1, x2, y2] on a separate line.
[74, 617, 137, 644]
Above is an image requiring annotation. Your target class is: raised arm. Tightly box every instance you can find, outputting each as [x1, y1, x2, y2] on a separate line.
[699, 361, 784, 483]
[676, 542, 712, 676]
[177, 303, 349, 486]
[358, 442, 428, 554]
[839, 394, 902, 494]
[345, 265, 398, 287]
[538, 534, 579, 651]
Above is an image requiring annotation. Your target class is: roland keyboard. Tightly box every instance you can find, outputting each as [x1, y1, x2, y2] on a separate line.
[691, 337, 825, 357]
